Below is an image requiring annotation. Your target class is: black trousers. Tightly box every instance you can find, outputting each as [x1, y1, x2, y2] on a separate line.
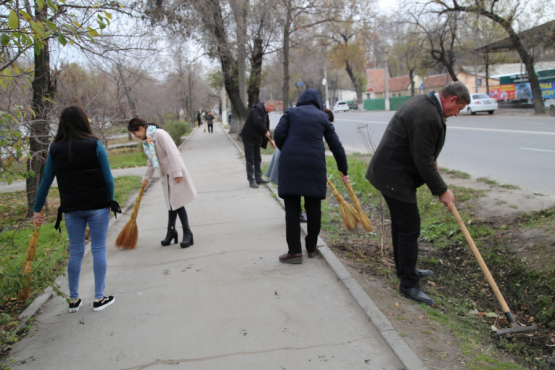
[197, 118, 201, 127]
[207, 123, 213, 133]
[243, 140, 262, 181]
[383, 193, 421, 288]
[283, 196, 321, 255]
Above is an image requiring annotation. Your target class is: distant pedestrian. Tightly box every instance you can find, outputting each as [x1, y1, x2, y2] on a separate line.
[274, 89, 348, 264]
[128, 118, 197, 248]
[366, 82, 470, 305]
[240, 100, 276, 188]
[228, 111, 232, 125]
[196, 111, 201, 127]
[32, 106, 121, 313]
[206, 111, 214, 133]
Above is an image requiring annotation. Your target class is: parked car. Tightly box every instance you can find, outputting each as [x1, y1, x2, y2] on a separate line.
[466, 94, 498, 115]
[333, 101, 350, 113]
[545, 98, 555, 116]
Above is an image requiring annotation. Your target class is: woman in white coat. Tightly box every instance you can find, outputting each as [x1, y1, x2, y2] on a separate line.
[128, 118, 197, 248]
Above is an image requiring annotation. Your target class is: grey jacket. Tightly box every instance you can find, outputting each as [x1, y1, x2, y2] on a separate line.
[366, 91, 448, 203]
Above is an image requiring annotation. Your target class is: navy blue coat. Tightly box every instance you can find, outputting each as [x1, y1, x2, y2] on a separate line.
[274, 89, 348, 199]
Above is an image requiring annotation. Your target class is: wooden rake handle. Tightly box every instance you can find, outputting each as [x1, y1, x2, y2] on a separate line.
[451, 204, 511, 314]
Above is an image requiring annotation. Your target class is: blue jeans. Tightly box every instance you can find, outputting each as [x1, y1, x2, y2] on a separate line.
[65, 208, 110, 299]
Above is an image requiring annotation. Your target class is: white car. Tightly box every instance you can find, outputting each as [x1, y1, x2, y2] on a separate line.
[466, 93, 498, 115]
[333, 101, 350, 113]
[545, 98, 555, 116]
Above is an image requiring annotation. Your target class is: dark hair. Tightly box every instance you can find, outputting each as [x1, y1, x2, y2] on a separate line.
[54, 106, 96, 161]
[440, 82, 471, 104]
[127, 117, 161, 132]
[323, 108, 334, 123]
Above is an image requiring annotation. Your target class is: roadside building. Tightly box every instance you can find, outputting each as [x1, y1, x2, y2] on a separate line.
[422, 72, 499, 95]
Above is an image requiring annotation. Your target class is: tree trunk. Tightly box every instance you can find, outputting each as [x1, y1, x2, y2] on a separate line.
[247, 38, 264, 108]
[188, 72, 194, 125]
[345, 60, 363, 109]
[232, 0, 248, 107]
[26, 4, 53, 218]
[282, 2, 291, 112]
[117, 64, 138, 117]
[195, 0, 248, 133]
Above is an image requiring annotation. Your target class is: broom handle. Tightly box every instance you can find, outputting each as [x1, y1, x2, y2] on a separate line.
[451, 205, 511, 314]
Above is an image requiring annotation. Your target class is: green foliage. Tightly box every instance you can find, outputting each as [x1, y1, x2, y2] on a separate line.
[440, 167, 471, 179]
[108, 152, 147, 169]
[164, 120, 192, 146]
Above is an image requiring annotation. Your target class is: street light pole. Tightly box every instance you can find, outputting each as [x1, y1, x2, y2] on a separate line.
[384, 62, 390, 111]
[324, 64, 330, 109]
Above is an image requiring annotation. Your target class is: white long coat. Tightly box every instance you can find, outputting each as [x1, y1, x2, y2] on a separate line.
[142, 129, 197, 210]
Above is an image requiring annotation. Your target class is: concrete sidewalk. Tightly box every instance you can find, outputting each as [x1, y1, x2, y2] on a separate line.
[10, 124, 407, 369]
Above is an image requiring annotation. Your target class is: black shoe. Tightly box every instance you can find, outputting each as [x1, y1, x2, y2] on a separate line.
[93, 296, 115, 312]
[161, 226, 178, 246]
[399, 287, 435, 305]
[299, 212, 307, 223]
[256, 178, 269, 184]
[181, 228, 194, 248]
[416, 268, 433, 279]
[69, 299, 82, 313]
[307, 249, 318, 258]
[249, 180, 259, 188]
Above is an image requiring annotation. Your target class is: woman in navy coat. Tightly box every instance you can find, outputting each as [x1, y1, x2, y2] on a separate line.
[274, 89, 349, 264]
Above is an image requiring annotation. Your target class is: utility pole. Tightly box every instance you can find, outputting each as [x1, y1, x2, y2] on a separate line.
[384, 62, 390, 111]
[221, 87, 227, 125]
[474, 54, 478, 93]
[324, 64, 330, 109]
[188, 72, 193, 125]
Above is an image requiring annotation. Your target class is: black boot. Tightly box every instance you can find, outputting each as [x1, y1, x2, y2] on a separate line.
[181, 227, 194, 248]
[161, 226, 178, 246]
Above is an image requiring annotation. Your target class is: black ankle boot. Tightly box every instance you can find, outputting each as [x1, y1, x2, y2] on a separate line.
[161, 226, 178, 246]
[180, 227, 194, 248]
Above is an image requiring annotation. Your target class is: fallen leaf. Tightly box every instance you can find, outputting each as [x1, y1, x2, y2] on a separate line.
[467, 219, 472, 225]
[395, 302, 399, 308]
[428, 281, 436, 287]
[468, 309, 479, 315]
[485, 312, 499, 318]
[490, 325, 498, 332]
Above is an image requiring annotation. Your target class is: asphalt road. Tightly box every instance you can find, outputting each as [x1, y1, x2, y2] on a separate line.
[269, 110, 555, 198]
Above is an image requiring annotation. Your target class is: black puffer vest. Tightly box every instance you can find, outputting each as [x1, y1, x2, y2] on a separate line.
[50, 138, 116, 230]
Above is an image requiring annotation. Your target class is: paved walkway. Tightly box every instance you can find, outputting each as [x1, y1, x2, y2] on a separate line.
[10, 124, 405, 369]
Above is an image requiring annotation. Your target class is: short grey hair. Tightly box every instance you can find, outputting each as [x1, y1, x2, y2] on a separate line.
[265, 100, 276, 106]
[440, 82, 471, 104]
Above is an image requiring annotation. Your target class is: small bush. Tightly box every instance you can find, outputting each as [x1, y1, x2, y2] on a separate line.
[164, 121, 192, 145]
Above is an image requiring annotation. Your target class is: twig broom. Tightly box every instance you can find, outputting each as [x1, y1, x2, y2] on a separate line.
[340, 172, 374, 232]
[17, 207, 45, 301]
[327, 176, 358, 230]
[115, 184, 147, 249]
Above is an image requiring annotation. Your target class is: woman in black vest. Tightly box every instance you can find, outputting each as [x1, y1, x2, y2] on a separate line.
[33, 106, 120, 313]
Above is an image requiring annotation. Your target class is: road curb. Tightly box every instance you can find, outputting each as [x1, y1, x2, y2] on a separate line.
[220, 124, 427, 369]
[178, 126, 198, 150]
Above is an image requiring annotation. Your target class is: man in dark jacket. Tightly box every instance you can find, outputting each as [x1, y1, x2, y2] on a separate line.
[366, 82, 470, 304]
[240, 100, 276, 188]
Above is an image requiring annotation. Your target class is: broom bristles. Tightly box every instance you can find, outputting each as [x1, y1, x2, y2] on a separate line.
[340, 172, 374, 232]
[327, 176, 359, 231]
[115, 185, 146, 250]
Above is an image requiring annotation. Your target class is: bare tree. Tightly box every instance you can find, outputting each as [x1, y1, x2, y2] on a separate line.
[432, 0, 552, 113]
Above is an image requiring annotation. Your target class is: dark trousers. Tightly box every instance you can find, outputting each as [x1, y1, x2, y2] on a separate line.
[243, 140, 262, 181]
[283, 196, 321, 255]
[197, 118, 201, 127]
[168, 207, 189, 229]
[208, 123, 213, 133]
[383, 193, 421, 288]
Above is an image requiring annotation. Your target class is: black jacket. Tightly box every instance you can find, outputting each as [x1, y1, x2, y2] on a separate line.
[50, 138, 115, 229]
[366, 91, 448, 203]
[274, 89, 348, 199]
[240, 102, 270, 148]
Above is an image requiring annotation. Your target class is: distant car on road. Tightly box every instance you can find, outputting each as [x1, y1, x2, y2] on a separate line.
[333, 101, 350, 113]
[545, 99, 555, 116]
[467, 94, 498, 115]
